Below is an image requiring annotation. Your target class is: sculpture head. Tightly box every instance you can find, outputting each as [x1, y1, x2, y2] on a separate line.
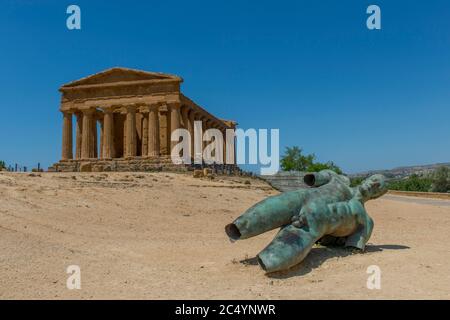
[358, 174, 388, 201]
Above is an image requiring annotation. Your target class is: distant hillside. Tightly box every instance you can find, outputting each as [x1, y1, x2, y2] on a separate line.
[350, 163, 450, 179]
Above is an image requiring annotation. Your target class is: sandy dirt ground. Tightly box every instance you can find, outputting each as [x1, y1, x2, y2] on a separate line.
[0, 171, 449, 300]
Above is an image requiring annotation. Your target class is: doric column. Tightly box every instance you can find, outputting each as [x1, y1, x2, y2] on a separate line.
[163, 105, 170, 155]
[202, 117, 210, 151]
[148, 106, 160, 157]
[181, 106, 189, 129]
[81, 109, 95, 159]
[170, 103, 181, 152]
[180, 106, 190, 158]
[102, 108, 115, 159]
[92, 117, 98, 158]
[207, 120, 215, 158]
[232, 124, 237, 165]
[188, 110, 195, 159]
[99, 118, 104, 159]
[75, 113, 83, 159]
[61, 111, 73, 160]
[222, 127, 227, 165]
[123, 113, 127, 157]
[125, 106, 137, 158]
[214, 122, 221, 159]
[141, 112, 149, 156]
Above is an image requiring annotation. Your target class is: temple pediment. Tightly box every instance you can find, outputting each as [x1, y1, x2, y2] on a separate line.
[61, 67, 182, 88]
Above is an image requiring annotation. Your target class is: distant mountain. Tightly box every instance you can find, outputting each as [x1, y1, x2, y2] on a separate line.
[349, 163, 450, 179]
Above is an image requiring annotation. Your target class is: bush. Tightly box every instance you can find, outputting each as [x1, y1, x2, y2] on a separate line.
[0, 160, 6, 170]
[388, 174, 433, 192]
[430, 166, 450, 193]
[307, 161, 343, 175]
[387, 167, 450, 193]
[280, 146, 342, 174]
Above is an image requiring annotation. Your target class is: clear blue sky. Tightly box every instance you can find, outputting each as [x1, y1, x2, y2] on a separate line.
[1, 0, 449, 173]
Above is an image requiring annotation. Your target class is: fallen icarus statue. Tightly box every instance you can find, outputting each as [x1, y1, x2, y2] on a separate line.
[225, 170, 387, 273]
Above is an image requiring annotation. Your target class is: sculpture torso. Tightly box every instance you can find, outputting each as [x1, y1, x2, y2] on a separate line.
[296, 176, 364, 237]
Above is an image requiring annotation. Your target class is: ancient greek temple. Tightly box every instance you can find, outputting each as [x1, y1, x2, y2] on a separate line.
[50, 67, 237, 172]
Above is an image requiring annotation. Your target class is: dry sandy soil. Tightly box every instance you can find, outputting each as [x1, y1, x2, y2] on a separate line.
[0, 171, 449, 299]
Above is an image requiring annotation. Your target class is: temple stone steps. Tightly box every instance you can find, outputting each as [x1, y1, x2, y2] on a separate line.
[49, 158, 240, 174]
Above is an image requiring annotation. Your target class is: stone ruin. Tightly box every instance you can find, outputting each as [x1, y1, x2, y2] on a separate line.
[49, 67, 239, 174]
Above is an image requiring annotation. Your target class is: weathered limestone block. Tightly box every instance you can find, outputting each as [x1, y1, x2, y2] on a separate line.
[80, 163, 92, 172]
[92, 164, 104, 172]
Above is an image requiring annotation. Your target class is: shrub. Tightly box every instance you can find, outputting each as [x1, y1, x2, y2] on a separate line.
[307, 161, 343, 175]
[280, 146, 342, 174]
[430, 166, 450, 193]
[388, 174, 433, 192]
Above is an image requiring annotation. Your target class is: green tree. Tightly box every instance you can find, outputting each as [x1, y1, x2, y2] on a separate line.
[430, 166, 450, 193]
[0, 160, 6, 170]
[280, 146, 343, 174]
[280, 146, 314, 171]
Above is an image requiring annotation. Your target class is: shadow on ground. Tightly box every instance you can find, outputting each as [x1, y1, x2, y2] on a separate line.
[239, 244, 410, 279]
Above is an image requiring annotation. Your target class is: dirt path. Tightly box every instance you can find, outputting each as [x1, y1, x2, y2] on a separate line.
[1, 172, 449, 299]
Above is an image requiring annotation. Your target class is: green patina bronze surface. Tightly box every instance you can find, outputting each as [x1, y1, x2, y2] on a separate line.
[225, 170, 387, 273]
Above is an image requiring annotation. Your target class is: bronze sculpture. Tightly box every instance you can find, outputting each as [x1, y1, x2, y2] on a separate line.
[225, 170, 387, 273]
